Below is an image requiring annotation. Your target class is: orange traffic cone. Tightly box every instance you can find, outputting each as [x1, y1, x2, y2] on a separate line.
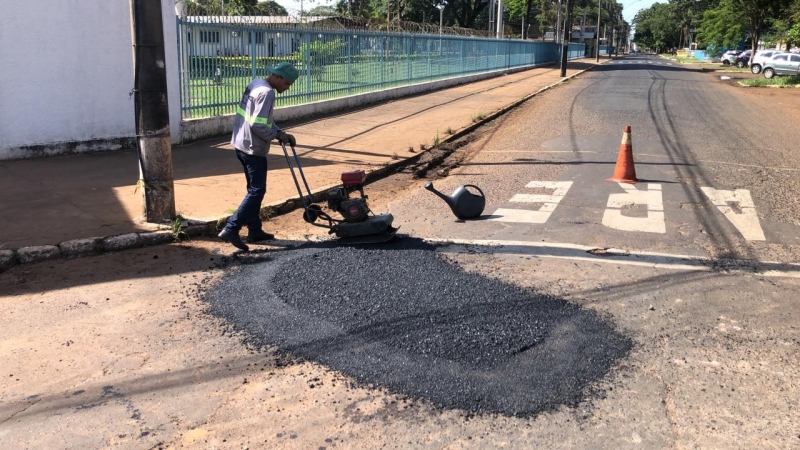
[606, 125, 638, 183]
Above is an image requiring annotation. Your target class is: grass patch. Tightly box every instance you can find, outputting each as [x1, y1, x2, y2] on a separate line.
[738, 76, 800, 87]
[171, 215, 188, 241]
[471, 111, 487, 123]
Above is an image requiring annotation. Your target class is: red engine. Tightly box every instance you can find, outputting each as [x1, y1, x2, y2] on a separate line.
[341, 169, 366, 187]
[326, 170, 369, 222]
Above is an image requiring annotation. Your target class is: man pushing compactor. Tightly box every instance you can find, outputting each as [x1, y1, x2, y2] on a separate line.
[218, 62, 299, 252]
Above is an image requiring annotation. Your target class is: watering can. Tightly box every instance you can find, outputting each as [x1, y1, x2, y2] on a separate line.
[425, 182, 486, 220]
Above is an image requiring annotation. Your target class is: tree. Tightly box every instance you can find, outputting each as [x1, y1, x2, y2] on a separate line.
[536, 0, 558, 39]
[256, 1, 288, 15]
[696, 2, 745, 49]
[185, 0, 288, 15]
[698, 0, 792, 59]
[633, 2, 681, 52]
[306, 5, 339, 16]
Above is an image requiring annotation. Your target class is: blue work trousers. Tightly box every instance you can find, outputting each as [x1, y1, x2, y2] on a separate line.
[225, 150, 267, 233]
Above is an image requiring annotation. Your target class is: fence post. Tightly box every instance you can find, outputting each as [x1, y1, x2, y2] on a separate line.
[407, 37, 412, 82]
[304, 32, 311, 102]
[347, 34, 352, 94]
[459, 40, 464, 75]
[380, 35, 385, 88]
[176, 17, 186, 119]
[427, 39, 431, 79]
[250, 29, 256, 80]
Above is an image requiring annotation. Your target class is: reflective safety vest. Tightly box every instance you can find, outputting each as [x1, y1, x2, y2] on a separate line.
[230, 79, 280, 157]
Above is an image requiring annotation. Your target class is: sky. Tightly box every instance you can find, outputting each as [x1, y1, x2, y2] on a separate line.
[621, 0, 660, 24]
[271, 0, 660, 24]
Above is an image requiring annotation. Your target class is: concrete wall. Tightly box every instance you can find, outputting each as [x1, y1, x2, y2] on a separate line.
[180, 61, 561, 144]
[0, 0, 181, 160]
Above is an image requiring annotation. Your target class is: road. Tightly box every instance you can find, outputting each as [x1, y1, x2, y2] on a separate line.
[2, 55, 799, 449]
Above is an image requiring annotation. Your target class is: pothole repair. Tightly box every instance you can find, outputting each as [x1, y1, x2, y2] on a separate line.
[203, 238, 633, 417]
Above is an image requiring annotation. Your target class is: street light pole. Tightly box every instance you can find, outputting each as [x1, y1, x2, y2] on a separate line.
[436, 1, 447, 35]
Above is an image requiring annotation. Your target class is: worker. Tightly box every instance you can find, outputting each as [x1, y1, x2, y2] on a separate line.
[218, 62, 299, 251]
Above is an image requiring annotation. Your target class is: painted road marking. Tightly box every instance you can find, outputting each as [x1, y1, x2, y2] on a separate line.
[428, 238, 800, 279]
[700, 187, 766, 241]
[602, 183, 666, 233]
[490, 181, 573, 224]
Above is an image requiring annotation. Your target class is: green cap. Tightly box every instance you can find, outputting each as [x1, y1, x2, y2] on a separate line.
[266, 62, 299, 83]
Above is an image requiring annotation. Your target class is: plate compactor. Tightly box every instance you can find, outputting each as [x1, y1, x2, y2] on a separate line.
[279, 142, 398, 244]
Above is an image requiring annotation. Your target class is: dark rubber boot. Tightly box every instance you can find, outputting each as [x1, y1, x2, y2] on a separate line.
[218, 229, 249, 251]
[247, 230, 275, 243]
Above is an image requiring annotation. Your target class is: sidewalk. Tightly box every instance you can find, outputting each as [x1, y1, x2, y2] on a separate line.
[0, 59, 601, 251]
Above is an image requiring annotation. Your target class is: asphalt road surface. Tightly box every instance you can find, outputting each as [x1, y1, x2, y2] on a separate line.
[4, 55, 800, 449]
[200, 55, 800, 447]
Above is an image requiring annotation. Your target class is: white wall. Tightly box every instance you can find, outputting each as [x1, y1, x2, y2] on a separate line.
[0, 0, 181, 160]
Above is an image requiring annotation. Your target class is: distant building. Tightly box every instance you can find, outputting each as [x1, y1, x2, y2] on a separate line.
[182, 16, 347, 57]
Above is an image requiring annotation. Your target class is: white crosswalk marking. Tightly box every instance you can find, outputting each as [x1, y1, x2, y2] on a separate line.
[602, 183, 666, 233]
[700, 187, 766, 241]
[490, 181, 573, 224]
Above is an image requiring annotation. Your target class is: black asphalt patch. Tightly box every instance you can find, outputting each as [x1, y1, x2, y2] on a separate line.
[203, 238, 632, 417]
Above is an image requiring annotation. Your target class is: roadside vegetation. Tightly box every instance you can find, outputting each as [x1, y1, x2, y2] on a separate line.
[739, 75, 800, 87]
[634, 0, 800, 58]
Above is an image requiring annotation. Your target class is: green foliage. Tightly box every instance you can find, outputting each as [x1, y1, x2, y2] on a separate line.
[697, 2, 746, 49]
[633, 2, 682, 52]
[788, 22, 800, 47]
[171, 215, 188, 241]
[186, 0, 288, 16]
[306, 5, 339, 16]
[697, 0, 793, 53]
[739, 75, 800, 87]
[292, 39, 346, 80]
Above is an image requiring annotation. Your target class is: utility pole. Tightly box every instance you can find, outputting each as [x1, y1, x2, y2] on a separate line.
[595, 0, 601, 61]
[129, 0, 176, 223]
[559, 0, 571, 77]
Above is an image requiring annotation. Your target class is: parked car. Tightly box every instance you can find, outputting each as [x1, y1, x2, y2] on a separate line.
[734, 50, 752, 68]
[750, 50, 784, 74]
[762, 53, 800, 78]
[721, 50, 741, 65]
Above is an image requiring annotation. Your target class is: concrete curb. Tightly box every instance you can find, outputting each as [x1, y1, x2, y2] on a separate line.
[0, 62, 599, 273]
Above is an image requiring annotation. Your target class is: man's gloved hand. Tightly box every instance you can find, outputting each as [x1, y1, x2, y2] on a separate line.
[276, 132, 296, 147]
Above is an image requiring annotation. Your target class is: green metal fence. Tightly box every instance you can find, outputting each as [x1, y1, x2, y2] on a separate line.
[177, 18, 586, 119]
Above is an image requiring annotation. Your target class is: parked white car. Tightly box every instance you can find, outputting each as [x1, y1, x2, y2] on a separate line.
[721, 50, 741, 65]
[750, 50, 784, 74]
[762, 53, 800, 78]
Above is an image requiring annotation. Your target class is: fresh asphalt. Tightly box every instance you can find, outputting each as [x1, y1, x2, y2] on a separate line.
[202, 54, 800, 422]
[204, 238, 632, 416]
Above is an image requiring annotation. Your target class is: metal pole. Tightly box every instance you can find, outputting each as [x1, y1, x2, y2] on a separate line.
[559, 0, 571, 77]
[595, 0, 601, 61]
[496, 0, 504, 39]
[556, 0, 562, 43]
[489, 0, 496, 34]
[129, 0, 176, 223]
